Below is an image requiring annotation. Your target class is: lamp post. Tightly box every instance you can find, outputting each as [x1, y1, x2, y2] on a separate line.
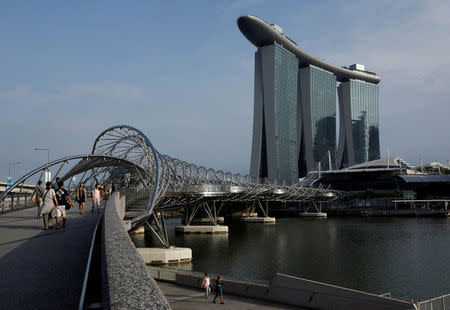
[34, 148, 51, 182]
[7, 161, 21, 187]
[34, 148, 50, 163]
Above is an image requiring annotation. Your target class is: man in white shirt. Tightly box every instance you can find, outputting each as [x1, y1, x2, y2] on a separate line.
[91, 183, 102, 214]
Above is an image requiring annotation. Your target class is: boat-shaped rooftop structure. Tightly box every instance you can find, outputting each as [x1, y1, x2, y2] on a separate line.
[237, 15, 381, 84]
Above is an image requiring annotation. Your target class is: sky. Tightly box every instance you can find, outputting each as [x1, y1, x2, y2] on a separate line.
[1, 0, 450, 181]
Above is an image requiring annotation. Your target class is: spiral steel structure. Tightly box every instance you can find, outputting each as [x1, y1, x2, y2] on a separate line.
[1, 125, 345, 231]
[90, 126, 344, 225]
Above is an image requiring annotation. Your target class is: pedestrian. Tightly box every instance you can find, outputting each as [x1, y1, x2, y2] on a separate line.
[201, 273, 211, 299]
[102, 182, 110, 202]
[38, 181, 57, 230]
[92, 183, 102, 214]
[52, 177, 61, 191]
[31, 180, 45, 217]
[77, 182, 87, 215]
[55, 181, 74, 229]
[213, 275, 224, 304]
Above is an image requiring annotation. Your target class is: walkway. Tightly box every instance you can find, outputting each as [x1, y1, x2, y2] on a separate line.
[157, 281, 306, 310]
[0, 202, 100, 310]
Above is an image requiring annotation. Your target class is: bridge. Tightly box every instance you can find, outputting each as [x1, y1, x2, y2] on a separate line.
[0, 125, 428, 310]
[1, 125, 344, 247]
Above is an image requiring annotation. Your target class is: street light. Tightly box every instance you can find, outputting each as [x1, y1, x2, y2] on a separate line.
[34, 148, 51, 182]
[34, 148, 50, 163]
[7, 161, 21, 186]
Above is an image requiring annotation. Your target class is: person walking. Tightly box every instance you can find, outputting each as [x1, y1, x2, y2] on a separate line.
[52, 177, 61, 191]
[55, 181, 74, 229]
[38, 181, 57, 230]
[201, 273, 211, 299]
[77, 182, 87, 214]
[31, 180, 45, 217]
[213, 275, 224, 304]
[102, 182, 110, 202]
[91, 183, 102, 214]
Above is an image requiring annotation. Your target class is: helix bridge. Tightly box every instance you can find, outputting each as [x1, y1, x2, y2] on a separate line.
[0, 125, 345, 247]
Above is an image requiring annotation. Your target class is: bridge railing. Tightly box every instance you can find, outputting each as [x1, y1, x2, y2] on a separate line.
[80, 191, 170, 309]
[417, 293, 450, 310]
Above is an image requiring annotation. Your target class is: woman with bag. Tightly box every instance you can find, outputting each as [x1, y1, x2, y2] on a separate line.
[77, 182, 87, 215]
[38, 181, 58, 230]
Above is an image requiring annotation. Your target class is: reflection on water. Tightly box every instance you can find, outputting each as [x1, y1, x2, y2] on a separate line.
[130, 217, 450, 301]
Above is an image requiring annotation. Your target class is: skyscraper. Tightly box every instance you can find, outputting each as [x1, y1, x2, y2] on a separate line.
[298, 65, 337, 177]
[250, 43, 299, 184]
[337, 78, 380, 168]
[238, 15, 381, 182]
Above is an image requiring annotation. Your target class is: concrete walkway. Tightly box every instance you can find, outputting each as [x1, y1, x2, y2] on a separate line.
[0, 202, 100, 310]
[157, 281, 306, 310]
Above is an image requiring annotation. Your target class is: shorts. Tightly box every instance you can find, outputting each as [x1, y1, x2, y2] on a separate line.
[55, 205, 66, 218]
[215, 287, 223, 297]
[93, 199, 101, 207]
[36, 197, 43, 208]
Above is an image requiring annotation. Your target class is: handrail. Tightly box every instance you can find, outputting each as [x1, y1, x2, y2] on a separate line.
[78, 205, 104, 310]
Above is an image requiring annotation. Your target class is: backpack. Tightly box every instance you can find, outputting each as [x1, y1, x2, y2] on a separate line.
[56, 188, 71, 210]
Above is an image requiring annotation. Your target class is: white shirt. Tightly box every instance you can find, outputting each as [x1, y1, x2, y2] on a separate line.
[43, 189, 55, 207]
[92, 188, 101, 200]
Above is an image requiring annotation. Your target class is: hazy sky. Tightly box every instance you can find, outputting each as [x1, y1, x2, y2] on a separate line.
[1, 0, 450, 181]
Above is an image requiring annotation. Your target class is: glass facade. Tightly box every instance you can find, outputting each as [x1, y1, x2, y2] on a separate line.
[273, 44, 298, 184]
[349, 79, 380, 164]
[309, 66, 336, 170]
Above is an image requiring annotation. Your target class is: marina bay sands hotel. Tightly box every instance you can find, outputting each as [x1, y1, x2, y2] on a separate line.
[238, 15, 381, 184]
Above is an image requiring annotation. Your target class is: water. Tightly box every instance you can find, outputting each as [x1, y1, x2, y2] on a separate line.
[131, 217, 450, 301]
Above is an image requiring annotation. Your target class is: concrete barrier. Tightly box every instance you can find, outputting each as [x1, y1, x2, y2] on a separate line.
[221, 279, 269, 299]
[149, 266, 271, 300]
[265, 273, 416, 310]
[148, 267, 417, 310]
[102, 192, 170, 309]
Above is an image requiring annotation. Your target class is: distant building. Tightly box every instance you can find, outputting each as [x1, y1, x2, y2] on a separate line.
[306, 157, 450, 202]
[238, 15, 381, 183]
[337, 79, 380, 168]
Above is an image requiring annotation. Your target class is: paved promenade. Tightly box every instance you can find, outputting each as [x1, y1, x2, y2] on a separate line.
[157, 281, 305, 310]
[0, 202, 100, 310]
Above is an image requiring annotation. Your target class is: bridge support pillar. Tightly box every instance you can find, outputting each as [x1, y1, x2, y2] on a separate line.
[178, 201, 229, 233]
[239, 217, 276, 223]
[230, 200, 276, 223]
[175, 225, 228, 234]
[181, 217, 224, 225]
[136, 247, 192, 265]
[299, 202, 327, 218]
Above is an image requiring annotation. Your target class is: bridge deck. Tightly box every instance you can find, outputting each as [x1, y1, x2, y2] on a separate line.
[0, 202, 99, 310]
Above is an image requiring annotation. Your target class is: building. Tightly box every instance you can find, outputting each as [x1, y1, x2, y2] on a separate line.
[250, 43, 299, 184]
[237, 15, 381, 183]
[304, 157, 450, 214]
[337, 78, 380, 168]
[298, 65, 337, 176]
